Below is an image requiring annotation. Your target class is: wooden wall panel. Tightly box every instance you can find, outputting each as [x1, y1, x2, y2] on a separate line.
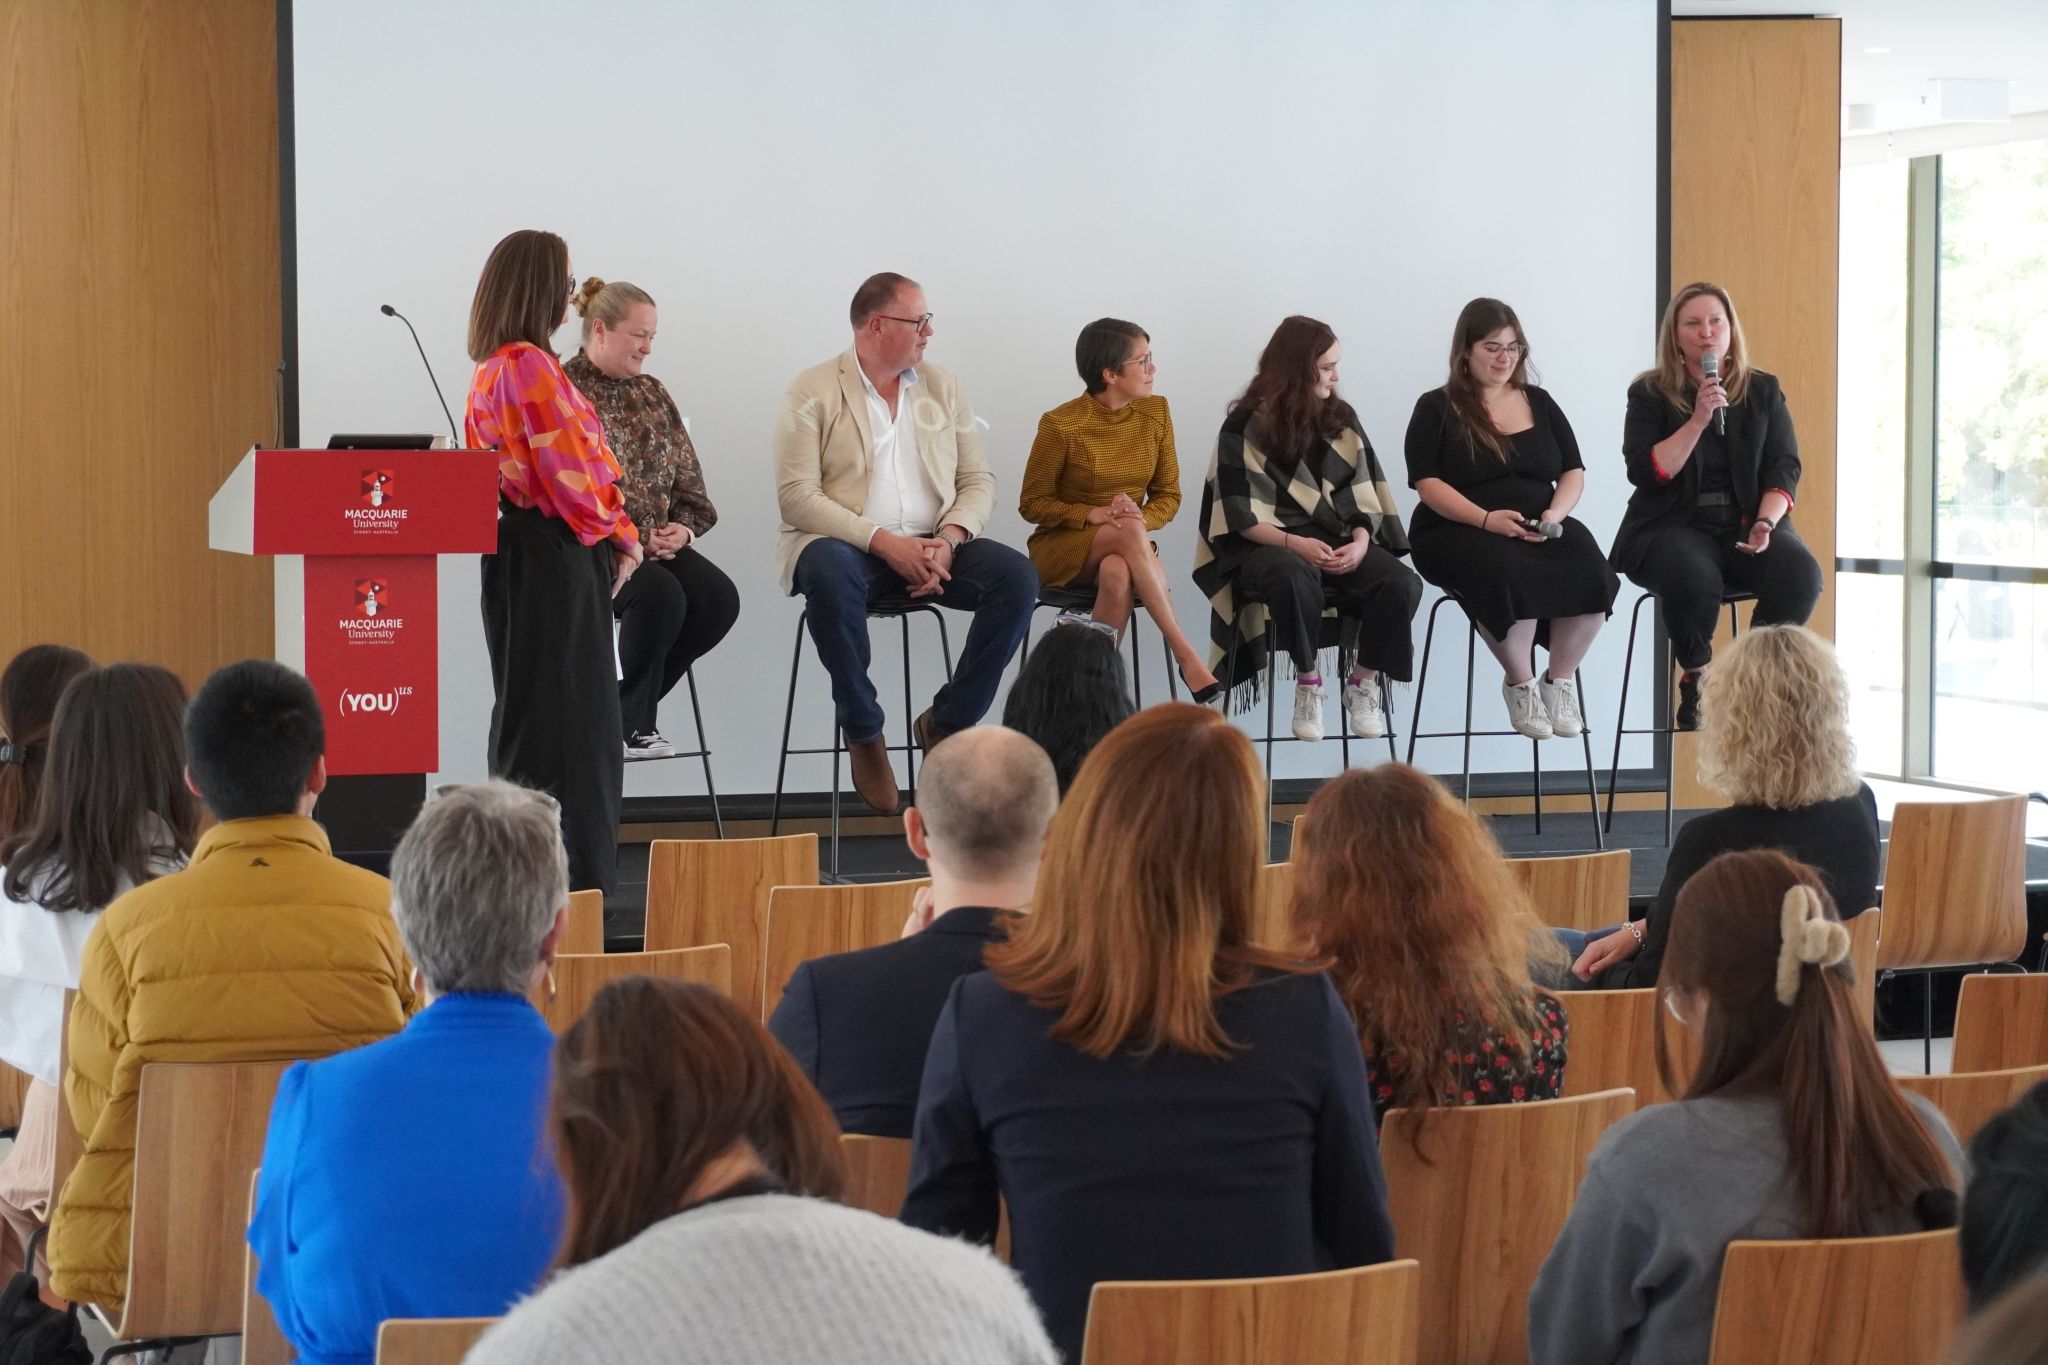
[1671, 17, 1840, 809]
[0, 0, 277, 691]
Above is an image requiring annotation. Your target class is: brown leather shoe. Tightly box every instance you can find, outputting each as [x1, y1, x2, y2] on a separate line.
[914, 707, 952, 753]
[845, 733, 902, 815]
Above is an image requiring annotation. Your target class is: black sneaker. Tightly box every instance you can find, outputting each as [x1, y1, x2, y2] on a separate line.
[625, 731, 675, 760]
[1675, 673, 1703, 732]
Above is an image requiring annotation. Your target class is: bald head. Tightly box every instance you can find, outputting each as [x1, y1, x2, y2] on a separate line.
[913, 726, 1058, 880]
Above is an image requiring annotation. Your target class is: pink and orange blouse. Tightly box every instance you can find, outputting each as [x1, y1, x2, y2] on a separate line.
[465, 342, 639, 548]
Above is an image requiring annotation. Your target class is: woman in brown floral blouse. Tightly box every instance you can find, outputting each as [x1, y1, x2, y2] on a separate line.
[1290, 763, 1570, 1130]
[565, 279, 740, 759]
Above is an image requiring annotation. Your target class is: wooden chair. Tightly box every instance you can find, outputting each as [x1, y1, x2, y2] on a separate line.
[839, 1133, 914, 1219]
[1079, 1259, 1423, 1365]
[1876, 796, 2029, 1071]
[760, 878, 931, 1021]
[535, 945, 733, 1033]
[1380, 1088, 1635, 1365]
[52, 989, 83, 1210]
[1252, 861, 1296, 953]
[1289, 813, 1308, 862]
[0, 1060, 30, 1136]
[1706, 1228, 1964, 1365]
[1506, 850, 1631, 933]
[643, 833, 818, 1018]
[1896, 1062, 2048, 1145]
[1556, 989, 1698, 1107]
[243, 1169, 294, 1365]
[375, 1317, 499, 1365]
[1952, 971, 2048, 1073]
[561, 888, 604, 955]
[1844, 908, 1881, 1033]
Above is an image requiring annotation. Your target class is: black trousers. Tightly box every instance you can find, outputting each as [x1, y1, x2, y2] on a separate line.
[1233, 543, 1423, 681]
[1626, 522, 1823, 670]
[610, 547, 741, 737]
[481, 503, 622, 895]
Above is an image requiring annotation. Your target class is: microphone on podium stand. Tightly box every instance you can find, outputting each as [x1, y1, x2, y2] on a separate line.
[1701, 350, 1726, 436]
[380, 304, 461, 446]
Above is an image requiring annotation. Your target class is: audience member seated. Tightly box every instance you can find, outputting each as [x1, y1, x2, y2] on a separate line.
[1570, 624, 1879, 988]
[900, 703, 1396, 1364]
[0, 664, 195, 1271]
[0, 643, 93, 843]
[467, 977, 1057, 1365]
[998, 623, 1133, 793]
[1293, 763, 1568, 1126]
[48, 659, 416, 1313]
[249, 780, 571, 1365]
[769, 728, 1056, 1138]
[1961, 1079, 2048, 1309]
[1953, 1273, 2048, 1365]
[1528, 850, 1963, 1365]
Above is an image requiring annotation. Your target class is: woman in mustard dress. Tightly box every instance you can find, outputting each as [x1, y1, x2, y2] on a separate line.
[1018, 319, 1220, 700]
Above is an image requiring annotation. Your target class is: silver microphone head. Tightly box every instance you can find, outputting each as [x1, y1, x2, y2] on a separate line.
[1701, 351, 1720, 381]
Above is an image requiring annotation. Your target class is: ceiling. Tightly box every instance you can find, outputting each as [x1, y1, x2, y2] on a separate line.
[1672, 0, 2048, 133]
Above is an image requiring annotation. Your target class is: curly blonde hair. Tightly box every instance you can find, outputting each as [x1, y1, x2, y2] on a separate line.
[1697, 625, 1860, 809]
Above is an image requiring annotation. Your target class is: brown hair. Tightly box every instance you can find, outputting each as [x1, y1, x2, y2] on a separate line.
[571, 276, 655, 348]
[849, 272, 918, 329]
[987, 703, 1309, 1059]
[1229, 315, 1360, 463]
[1, 664, 198, 912]
[1441, 297, 1532, 461]
[549, 976, 845, 1267]
[0, 644, 93, 843]
[1657, 849, 1958, 1238]
[1640, 281, 1752, 411]
[466, 229, 570, 362]
[1075, 318, 1148, 396]
[1294, 765, 1562, 1126]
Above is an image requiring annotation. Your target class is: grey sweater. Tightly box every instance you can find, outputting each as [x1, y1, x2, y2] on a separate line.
[1527, 1092, 1963, 1365]
[465, 1193, 1056, 1365]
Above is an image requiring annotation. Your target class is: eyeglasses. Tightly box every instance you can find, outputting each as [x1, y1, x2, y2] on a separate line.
[1480, 342, 1528, 357]
[880, 313, 936, 335]
[1118, 353, 1156, 370]
[566, 274, 578, 294]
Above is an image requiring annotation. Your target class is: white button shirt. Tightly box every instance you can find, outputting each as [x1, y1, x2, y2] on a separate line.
[859, 364, 945, 543]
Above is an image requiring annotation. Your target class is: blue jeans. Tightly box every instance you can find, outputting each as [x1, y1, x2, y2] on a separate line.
[793, 535, 1039, 742]
[1549, 924, 1624, 992]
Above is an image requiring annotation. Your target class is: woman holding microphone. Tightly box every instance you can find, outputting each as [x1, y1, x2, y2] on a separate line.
[1612, 282, 1821, 729]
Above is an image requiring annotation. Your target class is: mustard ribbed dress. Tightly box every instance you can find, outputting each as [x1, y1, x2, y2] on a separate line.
[1017, 393, 1181, 587]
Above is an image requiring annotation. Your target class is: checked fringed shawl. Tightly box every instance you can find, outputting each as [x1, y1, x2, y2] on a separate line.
[1193, 410, 1409, 713]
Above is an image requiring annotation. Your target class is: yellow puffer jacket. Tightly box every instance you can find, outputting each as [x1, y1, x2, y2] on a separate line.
[49, 815, 416, 1312]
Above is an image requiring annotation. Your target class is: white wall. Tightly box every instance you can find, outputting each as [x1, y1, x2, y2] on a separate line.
[292, 0, 1659, 797]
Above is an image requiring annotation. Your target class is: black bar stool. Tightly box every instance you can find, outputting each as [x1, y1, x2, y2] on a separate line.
[1602, 589, 1755, 843]
[1017, 585, 1179, 707]
[1403, 591, 1603, 850]
[630, 667, 725, 838]
[768, 597, 954, 878]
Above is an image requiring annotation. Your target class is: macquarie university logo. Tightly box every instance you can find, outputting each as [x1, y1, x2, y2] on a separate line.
[354, 579, 390, 617]
[339, 685, 411, 716]
[340, 581, 404, 643]
[344, 469, 408, 532]
[361, 469, 395, 505]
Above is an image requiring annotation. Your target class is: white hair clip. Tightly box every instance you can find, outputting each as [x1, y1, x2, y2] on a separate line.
[1775, 882, 1851, 1006]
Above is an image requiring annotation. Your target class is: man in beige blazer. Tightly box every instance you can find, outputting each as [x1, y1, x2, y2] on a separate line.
[773, 272, 1038, 814]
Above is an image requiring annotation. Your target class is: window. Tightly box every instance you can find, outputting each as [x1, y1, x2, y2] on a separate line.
[1838, 159, 1909, 562]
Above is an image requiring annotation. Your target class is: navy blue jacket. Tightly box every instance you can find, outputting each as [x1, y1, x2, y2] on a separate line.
[768, 904, 1007, 1139]
[901, 967, 1396, 1363]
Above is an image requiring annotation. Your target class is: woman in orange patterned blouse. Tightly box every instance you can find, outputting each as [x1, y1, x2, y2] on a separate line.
[1017, 319, 1219, 701]
[465, 229, 640, 896]
[1291, 763, 1569, 1129]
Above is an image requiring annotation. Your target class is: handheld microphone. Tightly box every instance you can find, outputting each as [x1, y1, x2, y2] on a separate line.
[381, 304, 461, 446]
[1701, 351, 1726, 436]
[1518, 517, 1564, 539]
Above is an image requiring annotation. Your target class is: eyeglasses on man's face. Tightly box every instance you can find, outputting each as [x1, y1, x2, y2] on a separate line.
[881, 313, 936, 335]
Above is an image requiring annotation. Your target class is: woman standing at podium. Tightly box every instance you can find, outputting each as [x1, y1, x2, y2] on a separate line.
[466, 229, 641, 895]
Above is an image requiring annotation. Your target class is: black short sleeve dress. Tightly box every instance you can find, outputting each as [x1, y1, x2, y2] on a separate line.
[1402, 385, 1619, 641]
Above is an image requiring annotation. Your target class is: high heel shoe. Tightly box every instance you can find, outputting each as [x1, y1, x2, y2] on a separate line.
[1179, 668, 1225, 706]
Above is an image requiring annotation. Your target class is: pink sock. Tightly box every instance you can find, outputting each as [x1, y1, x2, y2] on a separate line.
[1298, 672, 1321, 687]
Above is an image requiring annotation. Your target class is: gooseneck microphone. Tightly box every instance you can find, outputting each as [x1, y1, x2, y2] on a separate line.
[1701, 350, 1726, 436]
[380, 303, 461, 446]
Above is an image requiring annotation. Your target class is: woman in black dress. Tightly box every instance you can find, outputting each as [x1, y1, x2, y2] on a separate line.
[1403, 299, 1618, 739]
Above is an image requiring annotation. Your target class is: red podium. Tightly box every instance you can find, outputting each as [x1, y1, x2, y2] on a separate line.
[209, 447, 499, 776]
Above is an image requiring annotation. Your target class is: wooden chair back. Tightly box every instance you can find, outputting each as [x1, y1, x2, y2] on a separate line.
[643, 833, 818, 1017]
[1844, 908, 1881, 1032]
[0, 1060, 30, 1132]
[1876, 796, 2028, 972]
[1079, 1259, 1423, 1365]
[1952, 972, 2048, 1073]
[1557, 989, 1694, 1106]
[1252, 861, 1296, 953]
[375, 1318, 499, 1365]
[839, 1133, 914, 1219]
[561, 888, 604, 955]
[243, 1169, 293, 1365]
[52, 989, 84, 1203]
[1380, 1088, 1635, 1365]
[535, 946, 733, 1033]
[1289, 814, 1308, 862]
[119, 1059, 293, 1339]
[1896, 1063, 2048, 1145]
[760, 878, 931, 1020]
[1506, 851, 1631, 933]
[1707, 1228, 1964, 1365]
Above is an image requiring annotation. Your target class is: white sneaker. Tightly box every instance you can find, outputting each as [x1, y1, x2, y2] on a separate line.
[1537, 674, 1583, 738]
[1342, 677, 1386, 739]
[1502, 679, 1554, 740]
[1291, 683, 1325, 743]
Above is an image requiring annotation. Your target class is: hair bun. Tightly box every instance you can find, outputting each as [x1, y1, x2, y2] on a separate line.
[571, 276, 607, 317]
[1774, 882, 1849, 1005]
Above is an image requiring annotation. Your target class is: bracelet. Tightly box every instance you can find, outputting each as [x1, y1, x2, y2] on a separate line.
[1626, 921, 1645, 946]
[1753, 517, 1777, 533]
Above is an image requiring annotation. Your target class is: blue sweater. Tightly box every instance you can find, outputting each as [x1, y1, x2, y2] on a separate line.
[247, 994, 565, 1365]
